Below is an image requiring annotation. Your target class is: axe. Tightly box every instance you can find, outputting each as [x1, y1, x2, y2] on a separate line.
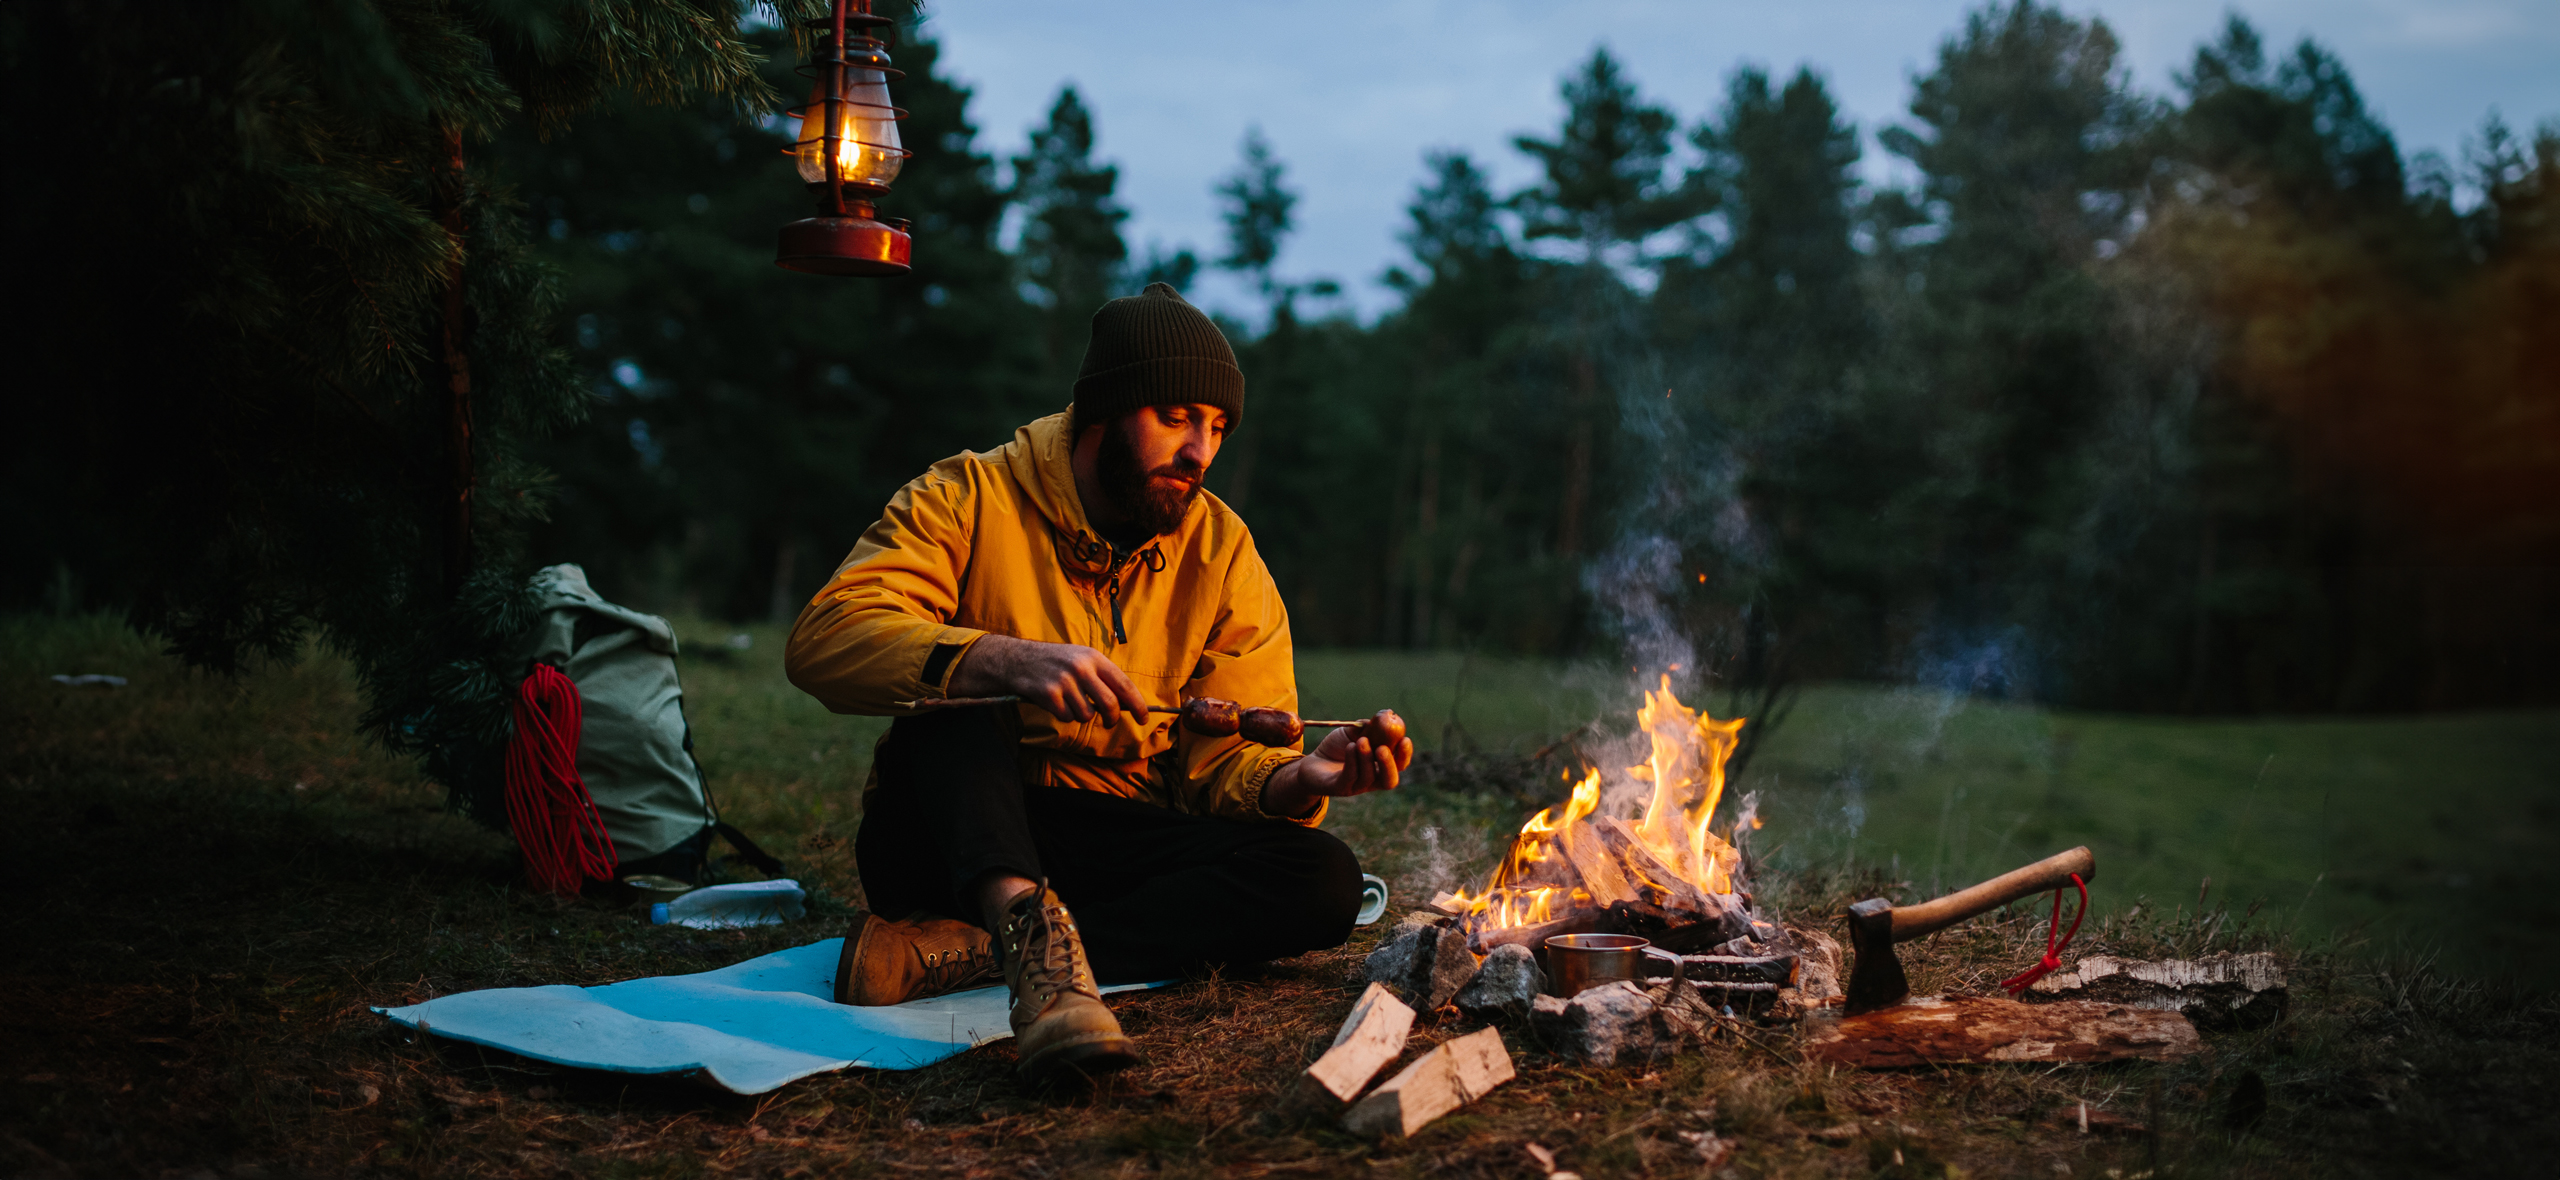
[1843, 846, 2096, 1014]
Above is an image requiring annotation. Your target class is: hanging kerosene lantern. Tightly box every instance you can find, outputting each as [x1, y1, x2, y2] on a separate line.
[775, 0, 913, 276]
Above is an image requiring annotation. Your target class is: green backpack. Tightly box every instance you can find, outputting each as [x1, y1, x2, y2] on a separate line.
[521, 564, 778, 883]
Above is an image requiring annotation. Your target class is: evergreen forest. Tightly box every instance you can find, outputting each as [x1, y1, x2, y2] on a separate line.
[8, 0, 2554, 790]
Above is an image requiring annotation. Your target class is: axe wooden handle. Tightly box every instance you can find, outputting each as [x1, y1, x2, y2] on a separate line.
[1889, 846, 2096, 943]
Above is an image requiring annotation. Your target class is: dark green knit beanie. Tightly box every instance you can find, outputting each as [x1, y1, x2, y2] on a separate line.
[1072, 282, 1244, 425]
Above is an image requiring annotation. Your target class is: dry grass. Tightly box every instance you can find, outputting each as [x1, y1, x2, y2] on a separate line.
[5, 613, 2556, 1178]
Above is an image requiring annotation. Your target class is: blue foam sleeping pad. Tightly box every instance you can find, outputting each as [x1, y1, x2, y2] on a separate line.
[374, 939, 1166, 1094]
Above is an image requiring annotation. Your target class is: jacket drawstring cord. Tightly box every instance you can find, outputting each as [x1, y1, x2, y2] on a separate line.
[1102, 543, 1165, 646]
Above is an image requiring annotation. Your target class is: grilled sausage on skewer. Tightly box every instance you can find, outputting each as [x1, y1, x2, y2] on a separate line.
[1178, 696, 1241, 736]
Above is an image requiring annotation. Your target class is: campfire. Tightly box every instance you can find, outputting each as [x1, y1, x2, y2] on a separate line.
[1350, 677, 2212, 1103]
[1441, 677, 1778, 957]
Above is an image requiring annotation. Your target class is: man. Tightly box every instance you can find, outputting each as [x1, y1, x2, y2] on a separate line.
[785, 283, 1413, 1086]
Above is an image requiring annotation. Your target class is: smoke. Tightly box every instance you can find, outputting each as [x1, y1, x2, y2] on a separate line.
[1583, 530, 1696, 681]
[1417, 825, 1456, 897]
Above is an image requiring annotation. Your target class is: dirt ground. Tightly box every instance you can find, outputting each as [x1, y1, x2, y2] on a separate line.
[7, 621, 2558, 1178]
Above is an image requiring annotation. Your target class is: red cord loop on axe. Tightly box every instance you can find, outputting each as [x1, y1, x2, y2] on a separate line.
[504, 663, 618, 894]
[1999, 872, 2087, 995]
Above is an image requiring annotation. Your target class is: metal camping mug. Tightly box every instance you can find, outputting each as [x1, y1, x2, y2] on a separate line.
[1544, 933, 1651, 997]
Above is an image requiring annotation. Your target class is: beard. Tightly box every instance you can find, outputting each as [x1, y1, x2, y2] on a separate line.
[1096, 416, 1206, 539]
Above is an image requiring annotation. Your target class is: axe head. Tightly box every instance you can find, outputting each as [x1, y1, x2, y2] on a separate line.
[1842, 896, 1907, 1014]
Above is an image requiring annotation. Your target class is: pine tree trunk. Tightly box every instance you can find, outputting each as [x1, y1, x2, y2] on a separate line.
[435, 123, 475, 591]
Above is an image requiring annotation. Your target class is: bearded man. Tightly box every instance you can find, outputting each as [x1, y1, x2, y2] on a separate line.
[785, 284, 1412, 1087]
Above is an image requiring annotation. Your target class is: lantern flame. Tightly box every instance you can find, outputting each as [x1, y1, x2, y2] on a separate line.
[793, 57, 904, 188]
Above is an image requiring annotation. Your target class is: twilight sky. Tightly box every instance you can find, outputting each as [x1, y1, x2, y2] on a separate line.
[913, 0, 2560, 321]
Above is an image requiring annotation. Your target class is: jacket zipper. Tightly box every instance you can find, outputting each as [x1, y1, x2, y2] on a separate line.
[1094, 536, 1160, 647]
[1107, 571, 1127, 645]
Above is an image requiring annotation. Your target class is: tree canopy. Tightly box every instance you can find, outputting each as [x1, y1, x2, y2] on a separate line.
[11, 1, 2554, 828]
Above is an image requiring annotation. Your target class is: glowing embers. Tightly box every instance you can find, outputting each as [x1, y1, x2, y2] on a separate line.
[1446, 677, 1757, 951]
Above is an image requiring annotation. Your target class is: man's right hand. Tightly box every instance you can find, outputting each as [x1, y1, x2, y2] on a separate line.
[948, 634, 1148, 724]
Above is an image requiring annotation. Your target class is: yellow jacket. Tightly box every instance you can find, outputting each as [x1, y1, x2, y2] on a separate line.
[785, 411, 1317, 825]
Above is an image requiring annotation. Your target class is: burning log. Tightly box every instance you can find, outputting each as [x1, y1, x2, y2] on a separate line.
[1290, 982, 1414, 1112]
[1469, 911, 1612, 957]
[1556, 823, 1639, 909]
[1341, 1026, 1515, 1139]
[1444, 677, 1773, 975]
[1804, 996, 2203, 1068]
[1600, 898, 1755, 954]
[1590, 815, 1709, 913]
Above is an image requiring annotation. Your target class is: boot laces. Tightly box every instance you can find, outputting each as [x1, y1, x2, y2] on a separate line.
[917, 941, 993, 993]
[1010, 899, 1098, 1003]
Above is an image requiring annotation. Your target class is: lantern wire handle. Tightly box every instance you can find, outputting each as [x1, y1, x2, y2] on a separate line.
[825, 0, 849, 215]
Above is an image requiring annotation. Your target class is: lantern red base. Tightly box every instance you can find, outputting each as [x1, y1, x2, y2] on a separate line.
[776, 213, 911, 276]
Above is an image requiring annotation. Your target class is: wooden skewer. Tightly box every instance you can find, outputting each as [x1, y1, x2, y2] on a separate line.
[892, 695, 1367, 727]
[892, 694, 1023, 710]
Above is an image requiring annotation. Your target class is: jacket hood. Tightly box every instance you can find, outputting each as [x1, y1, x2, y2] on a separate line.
[1003, 411, 1089, 538]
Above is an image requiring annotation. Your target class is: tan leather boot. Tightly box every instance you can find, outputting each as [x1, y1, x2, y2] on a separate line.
[997, 882, 1141, 1085]
[833, 913, 1000, 1007]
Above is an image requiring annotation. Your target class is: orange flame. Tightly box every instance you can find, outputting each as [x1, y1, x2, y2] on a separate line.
[1448, 675, 1749, 937]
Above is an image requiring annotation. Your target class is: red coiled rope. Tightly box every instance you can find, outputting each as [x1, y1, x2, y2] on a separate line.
[504, 663, 618, 894]
[1999, 872, 2088, 995]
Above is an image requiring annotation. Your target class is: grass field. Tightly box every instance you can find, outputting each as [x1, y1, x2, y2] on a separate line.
[669, 630, 2559, 983]
[5, 612, 2556, 1178]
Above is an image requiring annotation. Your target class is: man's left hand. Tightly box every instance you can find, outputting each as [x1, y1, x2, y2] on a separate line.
[1260, 725, 1414, 818]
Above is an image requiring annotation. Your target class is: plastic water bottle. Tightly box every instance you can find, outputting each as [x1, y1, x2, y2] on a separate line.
[649, 879, 806, 929]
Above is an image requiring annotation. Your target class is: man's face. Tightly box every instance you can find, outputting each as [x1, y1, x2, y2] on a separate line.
[1095, 403, 1229, 536]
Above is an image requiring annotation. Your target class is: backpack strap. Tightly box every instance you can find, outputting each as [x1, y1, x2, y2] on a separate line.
[713, 821, 786, 878]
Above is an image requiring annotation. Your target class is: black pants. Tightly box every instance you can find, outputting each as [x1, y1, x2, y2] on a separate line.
[855, 706, 1363, 983]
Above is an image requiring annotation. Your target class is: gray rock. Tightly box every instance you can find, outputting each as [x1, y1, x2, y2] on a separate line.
[1531, 980, 1663, 1066]
[1362, 912, 1481, 1010]
[1455, 943, 1544, 1020]
[1361, 913, 1439, 989]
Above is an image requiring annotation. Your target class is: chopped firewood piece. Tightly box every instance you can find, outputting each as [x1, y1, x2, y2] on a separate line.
[1790, 928, 1845, 1003]
[1342, 1026, 1516, 1138]
[2026, 952, 2287, 1030]
[1425, 891, 1469, 917]
[1291, 982, 1415, 1109]
[1804, 996, 2201, 1068]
